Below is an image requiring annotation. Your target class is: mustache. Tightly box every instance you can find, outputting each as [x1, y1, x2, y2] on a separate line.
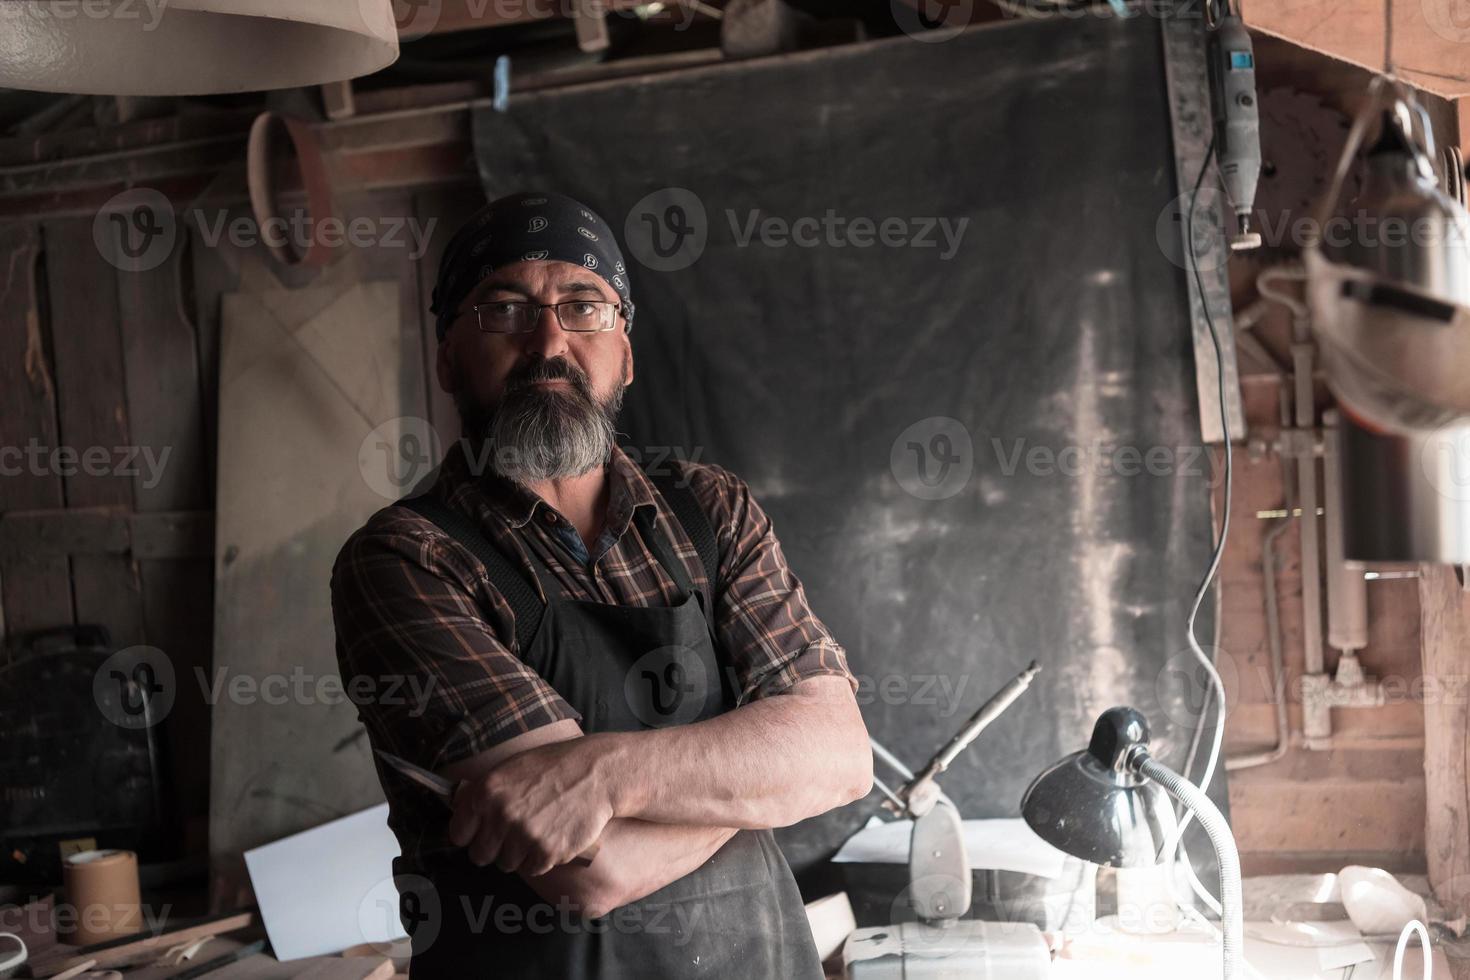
[505, 356, 592, 396]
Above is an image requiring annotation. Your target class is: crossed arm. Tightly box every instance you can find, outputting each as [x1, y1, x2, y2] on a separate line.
[442, 674, 871, 918]
[335, 465, 873, 918]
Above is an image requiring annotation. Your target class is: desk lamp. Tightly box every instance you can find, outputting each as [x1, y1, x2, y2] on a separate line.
[1020, 706, 1242, 980]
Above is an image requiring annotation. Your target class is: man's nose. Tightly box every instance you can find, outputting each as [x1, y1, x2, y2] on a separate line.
[521, 305, 570, 359]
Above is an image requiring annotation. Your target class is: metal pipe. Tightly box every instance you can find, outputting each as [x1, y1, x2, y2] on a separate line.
[1227, 266, 1306, 770]
[1291, 341, 1326, 683]
[1227, 369, 1294, 771]
[1323, 410, 1369, 653]
[1227, 490, 1293, 770]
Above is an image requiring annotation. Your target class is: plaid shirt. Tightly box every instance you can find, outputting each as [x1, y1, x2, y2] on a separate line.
[331, 440, 854, 866]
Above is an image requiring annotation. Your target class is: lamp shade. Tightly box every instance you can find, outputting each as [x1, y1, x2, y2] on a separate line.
[0, 0, 400, 95]
[1020, 707, 1178, 868]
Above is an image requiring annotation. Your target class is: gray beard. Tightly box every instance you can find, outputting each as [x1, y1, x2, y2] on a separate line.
[488, 386, 622, 484]
[452, 352, 627, 486]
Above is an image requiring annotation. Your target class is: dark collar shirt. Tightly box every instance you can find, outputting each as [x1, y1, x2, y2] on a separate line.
[330, 440, 855, 868]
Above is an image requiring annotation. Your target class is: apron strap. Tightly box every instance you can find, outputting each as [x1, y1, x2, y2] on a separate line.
[645, 471, 721, 597]
[633, 505, 698, 598]
[400, 473, 724, 656]
[398, 493, 546, 656]
[634, 476, 724, 647]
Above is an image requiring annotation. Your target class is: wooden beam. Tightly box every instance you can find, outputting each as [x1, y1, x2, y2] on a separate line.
[0, 508, 214, 560]
[1419, 562, 1470, 918]
[423, 0, 644, 33]
[0, 49, 726, 221]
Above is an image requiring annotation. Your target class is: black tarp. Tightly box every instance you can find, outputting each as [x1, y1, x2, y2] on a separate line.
[472, 13, 1228, 894]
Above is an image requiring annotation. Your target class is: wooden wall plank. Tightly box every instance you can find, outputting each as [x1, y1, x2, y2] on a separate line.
[1241, 0, 1470, 98]
[117, 236, 215, 853]
[0, 221, 72, 640]
[42, 218, 144, 646]
[1420, 563, 1470, 917]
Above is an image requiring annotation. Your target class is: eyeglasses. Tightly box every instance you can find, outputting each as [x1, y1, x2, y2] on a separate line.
[471, 300, 622, 334]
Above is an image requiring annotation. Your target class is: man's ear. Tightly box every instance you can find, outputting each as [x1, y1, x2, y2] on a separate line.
[436, 339, 456, 394]
[622, 340, 634, 388]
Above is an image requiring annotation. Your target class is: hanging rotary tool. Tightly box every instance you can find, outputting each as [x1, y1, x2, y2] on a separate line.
[1208, 6, 1263, 250]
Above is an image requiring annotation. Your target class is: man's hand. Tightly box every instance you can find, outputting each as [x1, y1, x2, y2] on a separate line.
[447, 735, 615, 877]
[442, 675, 870, 878]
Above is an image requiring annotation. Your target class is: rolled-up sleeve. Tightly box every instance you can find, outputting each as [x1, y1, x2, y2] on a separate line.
[330, 509, 580, 769]
[683, 465, 857, 704]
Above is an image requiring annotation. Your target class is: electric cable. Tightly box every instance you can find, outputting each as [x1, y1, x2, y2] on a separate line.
[1167, 131, 1235, 917]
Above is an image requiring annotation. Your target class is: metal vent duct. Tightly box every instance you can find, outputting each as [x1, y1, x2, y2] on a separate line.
[0, 0, 399, 95]
[1305, 77, 1470, 563]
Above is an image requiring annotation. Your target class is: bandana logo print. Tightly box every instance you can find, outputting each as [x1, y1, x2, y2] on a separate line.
[614, 260, 625, 274]
[612, 275, 625, 290]
[577, 227, 599, 241]
[522, 249, 549, 260]
[583, 254, 599, 270]
[527, 217, 548, 233]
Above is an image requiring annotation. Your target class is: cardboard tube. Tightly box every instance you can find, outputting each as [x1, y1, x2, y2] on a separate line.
[61, 850, 142, 946]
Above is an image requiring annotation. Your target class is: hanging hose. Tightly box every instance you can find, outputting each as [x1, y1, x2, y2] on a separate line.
[1135, 752, 1243, 980]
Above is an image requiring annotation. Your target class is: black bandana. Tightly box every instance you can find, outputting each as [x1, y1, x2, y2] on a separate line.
[430, 190, 634, 340]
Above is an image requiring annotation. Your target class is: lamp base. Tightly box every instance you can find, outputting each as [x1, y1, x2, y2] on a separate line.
[843, 920, 1050, 979]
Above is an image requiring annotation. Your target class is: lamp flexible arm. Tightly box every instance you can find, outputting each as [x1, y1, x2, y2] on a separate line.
[1131, 750, 1243, 980]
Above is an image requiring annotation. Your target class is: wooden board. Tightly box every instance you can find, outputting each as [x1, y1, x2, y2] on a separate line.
[37, 934, 395, 980]
[28, 911, 255, 976]
[124, 943, 394, 980]
[209, 263, 423, 869]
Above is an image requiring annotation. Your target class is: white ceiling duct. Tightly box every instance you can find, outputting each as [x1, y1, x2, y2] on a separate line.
[0, 0, 400, 95]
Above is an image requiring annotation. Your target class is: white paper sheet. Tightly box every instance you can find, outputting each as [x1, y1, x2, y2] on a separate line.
[830, 816, 1068, 879]
[244, 803, 404, 961]
[1245, 920, 1375, 974]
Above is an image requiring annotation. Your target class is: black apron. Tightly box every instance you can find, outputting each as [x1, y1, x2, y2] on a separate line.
[395, 482, 823, 980]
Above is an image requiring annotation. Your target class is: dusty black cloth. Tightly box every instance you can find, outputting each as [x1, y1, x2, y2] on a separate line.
[430, 189, 635, 340]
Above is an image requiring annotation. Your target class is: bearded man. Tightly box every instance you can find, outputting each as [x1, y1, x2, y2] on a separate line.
[331, 190, 872, 979]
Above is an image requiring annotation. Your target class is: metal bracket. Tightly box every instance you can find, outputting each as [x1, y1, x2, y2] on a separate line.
[1161, 2, 1247, 445]
[493, 56, 511, 113]
[909, 800, 971, 923]
[572, 0, 611, 53]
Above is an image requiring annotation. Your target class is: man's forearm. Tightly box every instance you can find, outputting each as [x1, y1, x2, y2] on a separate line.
[594, 675, 872, 830]
[448, 676, 871, 875]
[524, 819, 738, 918]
